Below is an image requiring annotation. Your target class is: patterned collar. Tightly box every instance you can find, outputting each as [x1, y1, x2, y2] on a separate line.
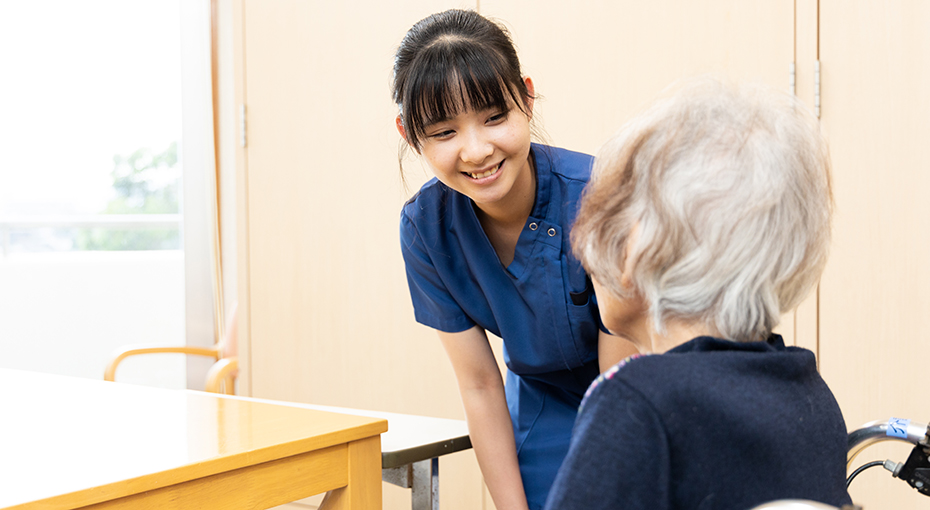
[579, 354, 652, 413]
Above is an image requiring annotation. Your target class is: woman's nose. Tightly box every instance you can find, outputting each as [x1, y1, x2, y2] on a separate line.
[459, 129, 493, 164]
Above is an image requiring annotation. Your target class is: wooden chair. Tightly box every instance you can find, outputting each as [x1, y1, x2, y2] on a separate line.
[104, 305, 239, 394]
[104, 345, 238, 394]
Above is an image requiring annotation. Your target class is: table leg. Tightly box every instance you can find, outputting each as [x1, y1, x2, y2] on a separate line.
[411, 458, 439, 510]
[322, 436, 382, 510]
[381, 458, 440, 510]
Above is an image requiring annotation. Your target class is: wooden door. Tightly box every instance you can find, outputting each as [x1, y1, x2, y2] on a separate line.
[817, 1, 930, 507]
[236, 1, 483, 509]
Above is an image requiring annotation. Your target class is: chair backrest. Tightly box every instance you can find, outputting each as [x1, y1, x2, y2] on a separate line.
[104, 303, 239, 394]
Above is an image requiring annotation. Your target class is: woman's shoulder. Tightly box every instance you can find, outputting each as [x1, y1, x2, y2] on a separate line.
[401, 176, 452, 222]
[533, 143, 595, 183]
[400, 177, 469, 246]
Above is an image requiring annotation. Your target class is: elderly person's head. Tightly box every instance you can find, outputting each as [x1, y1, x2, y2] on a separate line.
[573, 78, 832, 349]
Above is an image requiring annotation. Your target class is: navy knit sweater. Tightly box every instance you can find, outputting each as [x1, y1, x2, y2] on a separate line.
[544, 335, 852, 510]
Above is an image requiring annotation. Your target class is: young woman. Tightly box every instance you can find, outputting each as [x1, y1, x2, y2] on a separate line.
[392, 9, 636, 510]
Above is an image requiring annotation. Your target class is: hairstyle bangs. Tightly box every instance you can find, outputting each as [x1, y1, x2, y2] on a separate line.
[401, 40, 524, 149]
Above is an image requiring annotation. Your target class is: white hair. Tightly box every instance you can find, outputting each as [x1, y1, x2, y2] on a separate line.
[573, 78, 833, 343]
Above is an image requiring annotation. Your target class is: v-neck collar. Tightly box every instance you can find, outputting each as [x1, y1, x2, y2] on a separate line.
[468, 143, 554, 279]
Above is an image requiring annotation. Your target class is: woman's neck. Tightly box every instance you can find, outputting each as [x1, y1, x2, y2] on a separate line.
[475, 153, 536, 224]
[474, 155, 536, 266]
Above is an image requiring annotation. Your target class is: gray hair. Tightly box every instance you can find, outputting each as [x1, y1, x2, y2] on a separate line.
[572, 78, 833, 343]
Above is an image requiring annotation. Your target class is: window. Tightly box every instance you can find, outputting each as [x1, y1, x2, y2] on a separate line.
[0, 1, 202, 389]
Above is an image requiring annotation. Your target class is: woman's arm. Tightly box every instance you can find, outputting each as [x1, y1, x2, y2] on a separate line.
[598, 329, 639, 372]
[439, 326, 531, 510]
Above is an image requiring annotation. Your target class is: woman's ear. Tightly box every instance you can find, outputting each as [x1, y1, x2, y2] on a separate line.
[396, 115, 421, 154]
[395, 115, 408, 141]
[394, 115, 420, 154]
[523, 76, 536, 118]
[619, 262, 634, 290]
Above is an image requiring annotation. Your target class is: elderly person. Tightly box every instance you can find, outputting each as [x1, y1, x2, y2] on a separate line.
[543, 79, 853, 510]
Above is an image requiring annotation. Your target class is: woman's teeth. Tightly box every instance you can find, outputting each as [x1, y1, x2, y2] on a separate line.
[467, 162, 502, 179]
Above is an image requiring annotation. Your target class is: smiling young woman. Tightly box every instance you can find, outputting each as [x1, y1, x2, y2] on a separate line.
[391, 9, 638, 510]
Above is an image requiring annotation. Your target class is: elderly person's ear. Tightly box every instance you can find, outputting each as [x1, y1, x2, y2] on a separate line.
[619, 222, 640, 289]
[591, 223, 650, 342]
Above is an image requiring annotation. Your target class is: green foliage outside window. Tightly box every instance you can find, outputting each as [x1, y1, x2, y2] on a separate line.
[76, 143, 181, 250]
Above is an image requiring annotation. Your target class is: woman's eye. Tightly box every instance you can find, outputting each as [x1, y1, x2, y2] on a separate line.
[488, 111, 509, 123]
[429, 129, 454, 139]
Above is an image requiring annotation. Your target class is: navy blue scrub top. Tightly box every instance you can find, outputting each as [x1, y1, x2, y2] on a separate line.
[400, 144, 602, 510]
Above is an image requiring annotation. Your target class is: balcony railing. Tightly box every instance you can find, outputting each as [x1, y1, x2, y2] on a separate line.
[0, 214, 181, 257]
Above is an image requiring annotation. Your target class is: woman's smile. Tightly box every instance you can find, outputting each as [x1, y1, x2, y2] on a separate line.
[465, 160, 504, 181]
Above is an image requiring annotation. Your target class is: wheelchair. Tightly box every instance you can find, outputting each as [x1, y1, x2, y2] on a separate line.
[752, 417, 930, 510]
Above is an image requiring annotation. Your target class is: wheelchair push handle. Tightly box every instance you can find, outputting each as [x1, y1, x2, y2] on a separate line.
[847, 417, 929, 468]
[846, 417, 930, 498]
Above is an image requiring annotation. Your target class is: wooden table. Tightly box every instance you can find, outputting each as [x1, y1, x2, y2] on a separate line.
[0, 369, 387, 510]
[222, 396, 473, 510]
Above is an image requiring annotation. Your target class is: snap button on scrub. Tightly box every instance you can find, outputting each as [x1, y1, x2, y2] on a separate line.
[529, 222, 538, 231]
[548, 228, 556, 237]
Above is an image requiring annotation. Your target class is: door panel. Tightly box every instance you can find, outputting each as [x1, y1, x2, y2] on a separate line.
[818, 1, 930, 507]
[479, 1, 794, 154]
[240, 2, 482, 509]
